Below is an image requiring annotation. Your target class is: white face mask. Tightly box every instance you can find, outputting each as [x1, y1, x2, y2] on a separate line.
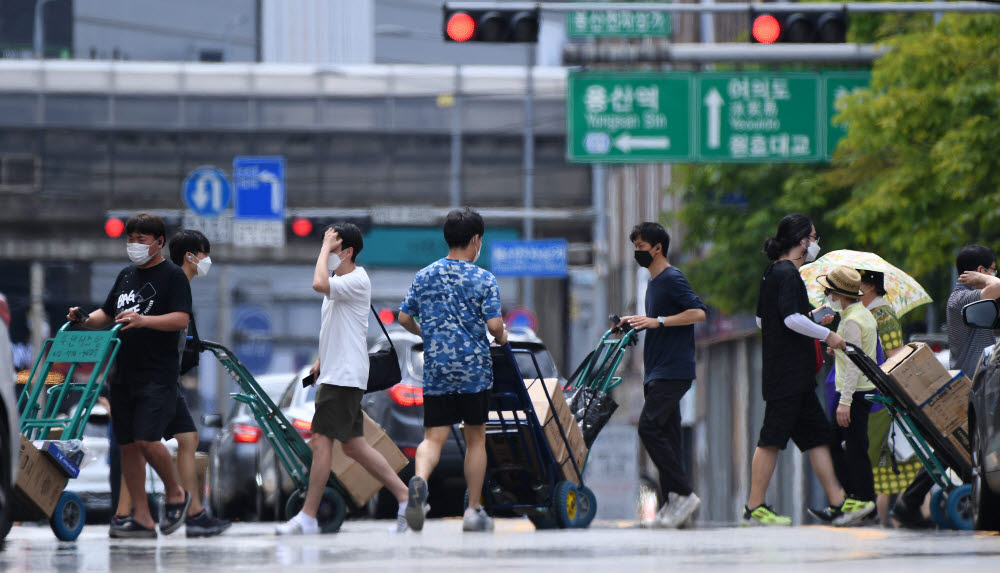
[805, 240, 821, 263]
[473, 237, 482, 264]
[127, 242, 157, 266]
[329, 251, 347, 272]
[189, 254, 212, 277]
[827, 297, 843, 313]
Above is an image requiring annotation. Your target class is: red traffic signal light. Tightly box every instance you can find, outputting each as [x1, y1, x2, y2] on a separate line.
[750, 11, 847, 44]
[752, 14, 782, 44]
[291, 217, 313, 237]
[442, 9, 539, 43]
[446, 12, 476, 42]
[104, 218, 125, 238]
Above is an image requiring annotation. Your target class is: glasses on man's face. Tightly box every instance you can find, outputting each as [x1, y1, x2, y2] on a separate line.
[809, 234, 821, 242]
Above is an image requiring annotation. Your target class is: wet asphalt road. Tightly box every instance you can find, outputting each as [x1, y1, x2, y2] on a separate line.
[3, 519, 1000, 572]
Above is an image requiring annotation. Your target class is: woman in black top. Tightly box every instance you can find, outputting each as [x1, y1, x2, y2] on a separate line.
[743, 214, 874, 527]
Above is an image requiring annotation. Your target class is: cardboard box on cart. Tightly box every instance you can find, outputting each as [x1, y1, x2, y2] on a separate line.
[879, 343, 972, 466]
[329, 412, 409, 507]
[487, 378, 589, 483]
[14, 435, 69, 517]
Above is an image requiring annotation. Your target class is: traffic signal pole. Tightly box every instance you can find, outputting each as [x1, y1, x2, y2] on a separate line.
[523, 43, 536, 310]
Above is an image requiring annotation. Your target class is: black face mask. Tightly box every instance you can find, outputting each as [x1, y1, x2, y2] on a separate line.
[634, 249, 654, 268]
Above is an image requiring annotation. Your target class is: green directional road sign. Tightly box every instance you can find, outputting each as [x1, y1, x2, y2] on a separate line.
[696, 73, 822, 162]
[567, 72, 692, 163]
[823, 71, 872, 160]
[567, 9, 672, 37]
[567, 71, 870, 164]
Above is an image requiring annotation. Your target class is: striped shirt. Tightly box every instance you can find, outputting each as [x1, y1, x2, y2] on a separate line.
[946, 284, 997, 376]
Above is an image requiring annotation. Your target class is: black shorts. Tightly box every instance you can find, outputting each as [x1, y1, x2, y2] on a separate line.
[423, 389, 490, 428]
[311, 384, 365, 443]
[109, 381, 178, 445]
[757, 390, 833, 451]
[164, 390, 197, 441]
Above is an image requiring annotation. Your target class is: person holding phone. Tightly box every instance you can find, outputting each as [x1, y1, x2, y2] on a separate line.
[276, 223, 410, 535]
[67, 212, 192, 538]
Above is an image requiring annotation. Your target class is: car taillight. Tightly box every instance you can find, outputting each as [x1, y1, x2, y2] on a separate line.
[292, 418, 313, 439]
[387, 384, 424, 407]
[402, 446, 417, 458]
[233, 424, 263, 443]
[931, 344, 943, 352]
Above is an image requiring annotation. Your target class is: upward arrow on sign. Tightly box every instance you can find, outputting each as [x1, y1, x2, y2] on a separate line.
[704, 88, 725, 150]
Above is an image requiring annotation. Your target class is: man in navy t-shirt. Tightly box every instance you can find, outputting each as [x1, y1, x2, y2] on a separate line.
[619, 222, 707, 529]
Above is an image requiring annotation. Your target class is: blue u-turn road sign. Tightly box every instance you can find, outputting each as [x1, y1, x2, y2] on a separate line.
[182, 166, 232, 218]
[233, 156, 285, 221]
[490, 239, 568, 278]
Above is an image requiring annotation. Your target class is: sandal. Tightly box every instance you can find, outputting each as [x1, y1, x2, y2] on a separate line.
[159, 491, 192, 535]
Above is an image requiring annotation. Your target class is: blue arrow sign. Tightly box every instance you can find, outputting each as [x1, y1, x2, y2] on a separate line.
[234, 306, 273, 374]
[490, 239, 568, 278]
[233, 156, 285, 221]
[182, 167, 232, 218]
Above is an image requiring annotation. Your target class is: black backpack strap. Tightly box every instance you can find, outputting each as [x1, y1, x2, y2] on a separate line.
[371, 305, 397, 353]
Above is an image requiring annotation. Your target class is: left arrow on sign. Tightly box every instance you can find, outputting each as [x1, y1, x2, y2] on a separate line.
[614, 133, 670, 153]
[258, 171, 282, 214]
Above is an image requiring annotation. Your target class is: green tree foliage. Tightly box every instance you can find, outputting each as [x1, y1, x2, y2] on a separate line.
[668, 14, 1000, 316]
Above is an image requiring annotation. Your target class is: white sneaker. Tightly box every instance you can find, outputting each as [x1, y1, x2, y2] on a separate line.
[653, 493, 680, 529]
[275, 512, 319, 535]
[662, 493, 701, 529]
[462, 507, 494, 532]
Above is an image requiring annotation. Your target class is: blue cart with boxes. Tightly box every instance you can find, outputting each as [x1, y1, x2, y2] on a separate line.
[14, 322, 124, 541]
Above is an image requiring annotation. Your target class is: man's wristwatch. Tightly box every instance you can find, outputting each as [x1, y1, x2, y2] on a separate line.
[656, 316, 666, 327]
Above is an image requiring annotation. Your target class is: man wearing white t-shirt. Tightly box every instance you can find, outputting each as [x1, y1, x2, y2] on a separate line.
[277, 223, 410, 535]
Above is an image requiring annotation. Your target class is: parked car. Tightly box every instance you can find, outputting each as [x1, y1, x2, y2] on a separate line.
[203, 372, 298, 522]
[0, 293, 18, 543]
[959, 299, 1000, 532]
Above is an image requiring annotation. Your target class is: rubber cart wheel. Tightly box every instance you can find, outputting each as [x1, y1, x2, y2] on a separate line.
[929, 486, 954, 530]
[50, 491, 85, 541]
[285, 487, 346, 533]
[553, 481, 578, 529]
[528, 512, 559, 530]
[574, 485, 597, 529]
[946, 484, 975, 531]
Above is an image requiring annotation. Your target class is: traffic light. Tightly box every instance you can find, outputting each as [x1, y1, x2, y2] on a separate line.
[286, 216, 372, 240]
[750, 9, 847, 44]
[442, 9, 540, 43]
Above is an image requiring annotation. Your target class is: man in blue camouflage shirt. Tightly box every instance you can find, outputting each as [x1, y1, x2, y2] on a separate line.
[398, 208, 508, 533]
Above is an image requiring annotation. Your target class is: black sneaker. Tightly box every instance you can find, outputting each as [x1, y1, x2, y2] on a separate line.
[405, 476, 429, 532]
[109, 517, 157, 539]
[160, 491, 193, 535]
[807, 505, 840, 524]
[890, 498, 933, 529]
[185, 510, 232, 538]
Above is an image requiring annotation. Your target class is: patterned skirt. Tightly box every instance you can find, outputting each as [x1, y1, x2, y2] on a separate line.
[868, 408, 923, 494]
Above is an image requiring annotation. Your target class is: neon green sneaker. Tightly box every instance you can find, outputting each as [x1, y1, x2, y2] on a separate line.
[742, 504, 793, 526]
[832, 497, 875, 526]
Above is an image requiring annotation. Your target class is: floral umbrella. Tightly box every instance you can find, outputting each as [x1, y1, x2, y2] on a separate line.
[799, 250, 932, 317]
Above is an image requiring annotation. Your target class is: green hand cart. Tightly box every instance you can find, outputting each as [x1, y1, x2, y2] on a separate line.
[16, 322, 124, 541]
[200, 340, 355, 532]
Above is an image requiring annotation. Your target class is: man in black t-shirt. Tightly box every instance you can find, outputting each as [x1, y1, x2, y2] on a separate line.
[619, 223, 707, 529]
[68, 213, 192, 538]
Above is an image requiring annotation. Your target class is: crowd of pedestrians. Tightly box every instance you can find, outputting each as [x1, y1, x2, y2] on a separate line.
[65, 208, 989, 536]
